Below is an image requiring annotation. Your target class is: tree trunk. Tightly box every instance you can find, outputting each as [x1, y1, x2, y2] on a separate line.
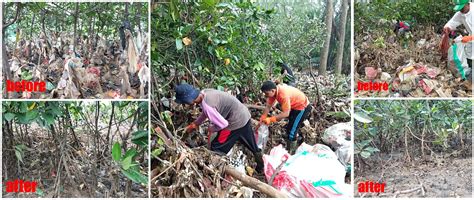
[91, 102, 100, 195]
[224, 166, 288, 198]
[30, 14, 36, 38]
[125, 3, 129, 21]
[3, 3, 21, 98]
[319, 0, 334, 76]
[41, 10, 46, 39]
[136, 3, 141, 33]
[3, 3, 21, 31]
[105, 102, 115, 154]
[65, 104, 81, 147]
[73, 2, 79, 52]
[335, 0, 348, 75]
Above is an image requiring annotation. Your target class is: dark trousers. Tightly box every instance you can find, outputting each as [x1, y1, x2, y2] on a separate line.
[468, 59, 472, 82]
[210, 120, 260, 154]
[286, 105, 312, 141]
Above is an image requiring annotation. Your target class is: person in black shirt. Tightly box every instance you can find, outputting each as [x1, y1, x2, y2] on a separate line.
[276, 61, 296, 86]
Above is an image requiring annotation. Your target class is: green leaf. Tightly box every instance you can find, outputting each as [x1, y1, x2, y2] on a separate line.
[364, 147, 380, 153]
[42, 112, 55, 126]
[360, 151, 371, 159]
[121, 168, 148, 185]
[112, 142, 121, 162]
[151, 148, 163, 158]
[25, 110, 39, 121]
[326, 111, 350, 119]
[121, 156, 133, 170]
[36, 187, 44, 196]
[354, 112, 373, 123]
[15, 149, 23, 163]
[131, 130, 148, 147]
[175, 38, 183, 50]
[4, 113, 15, 121]
[124, 149, 138, 160]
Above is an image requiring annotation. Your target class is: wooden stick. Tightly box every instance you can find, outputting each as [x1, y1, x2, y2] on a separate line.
[152, 152, 187, 182]
[415, 175, 426, 196]
[224, 166, 288, 198]
[245, 104, 266, 110]
[392, 186, 423, 198]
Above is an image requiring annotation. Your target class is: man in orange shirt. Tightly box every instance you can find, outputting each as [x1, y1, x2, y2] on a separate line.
[260, 81, 312, 154]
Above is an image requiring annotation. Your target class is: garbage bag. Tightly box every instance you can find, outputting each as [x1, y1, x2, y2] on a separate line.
[263, 143, 351, 198]
[448, 37, 468, 79]
[321, 122, 351, 149]
[335, 140, 352, 170]
[255, 124, 269, 150]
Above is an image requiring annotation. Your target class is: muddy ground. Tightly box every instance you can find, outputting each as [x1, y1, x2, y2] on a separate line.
[355, 152, 472, 198]
[2, 124, 147, 198]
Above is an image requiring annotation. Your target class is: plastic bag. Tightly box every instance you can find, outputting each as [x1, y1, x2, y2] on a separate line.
[255, 124, 269, 150]
[448, 36, 468, 79]
[335, 140, 352, 169]
[321, 123, 351, 149]
[263, 143, 351, 198]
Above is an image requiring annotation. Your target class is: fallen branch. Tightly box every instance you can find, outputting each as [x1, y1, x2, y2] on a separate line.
[393, 186, 423, 198]
[152, 152, 188, 182]
[245, 104, 265, 110]
[415, 175, 426, 197]
[224, 166, 288, 198]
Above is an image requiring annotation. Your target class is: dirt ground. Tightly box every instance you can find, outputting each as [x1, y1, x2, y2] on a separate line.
[355, 25, 472, 97]
[355, 152, 472, 198]
[2, 124, 147, 198]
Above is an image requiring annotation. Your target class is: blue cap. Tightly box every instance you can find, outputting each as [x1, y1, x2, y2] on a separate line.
[175, 83, 200, 104]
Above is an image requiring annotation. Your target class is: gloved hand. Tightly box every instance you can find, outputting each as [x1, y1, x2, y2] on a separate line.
[259, 114, 267, 122]
[185, 122, 197, 133]
[462, 35, 473, 43]
[263, 116, 277, 125]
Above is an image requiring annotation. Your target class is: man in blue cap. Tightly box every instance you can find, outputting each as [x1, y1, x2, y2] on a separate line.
[174, 83, 264, 173]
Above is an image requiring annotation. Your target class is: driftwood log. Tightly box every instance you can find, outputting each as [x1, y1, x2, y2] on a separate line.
[224, 166, 288, 198]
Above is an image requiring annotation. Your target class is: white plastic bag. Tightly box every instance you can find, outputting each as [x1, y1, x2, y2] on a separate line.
[335, 140, 352, 169]
[255, 124, 269, 150]
[321, 122, 351, 149]
[263, 143, 351, 198]
[448, 36, 468, 79]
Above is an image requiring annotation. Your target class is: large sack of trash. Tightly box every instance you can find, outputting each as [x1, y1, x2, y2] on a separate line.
[321, 122, 352, 170]
[263, 143, 351, 198]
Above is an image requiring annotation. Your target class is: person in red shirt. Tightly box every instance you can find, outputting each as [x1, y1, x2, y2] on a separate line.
[259, 81, 312, 154]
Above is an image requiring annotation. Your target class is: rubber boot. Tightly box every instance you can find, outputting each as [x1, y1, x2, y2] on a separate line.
[254, 151, 264, 174]
[286, 140, 298, 155]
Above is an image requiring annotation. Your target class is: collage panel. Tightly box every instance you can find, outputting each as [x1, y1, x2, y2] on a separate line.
[354, 0, 472, 97]
[354, 100, 472, 197]
[150, 0, 352, 198]
[1, 101, 149, 198]
[1, 1, 150, 99]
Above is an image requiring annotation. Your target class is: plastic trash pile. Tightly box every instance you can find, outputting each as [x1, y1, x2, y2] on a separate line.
[263, 143, 351, 198]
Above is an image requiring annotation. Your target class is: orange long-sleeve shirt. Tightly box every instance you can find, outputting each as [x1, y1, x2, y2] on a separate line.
[266, 85, 309, 112]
